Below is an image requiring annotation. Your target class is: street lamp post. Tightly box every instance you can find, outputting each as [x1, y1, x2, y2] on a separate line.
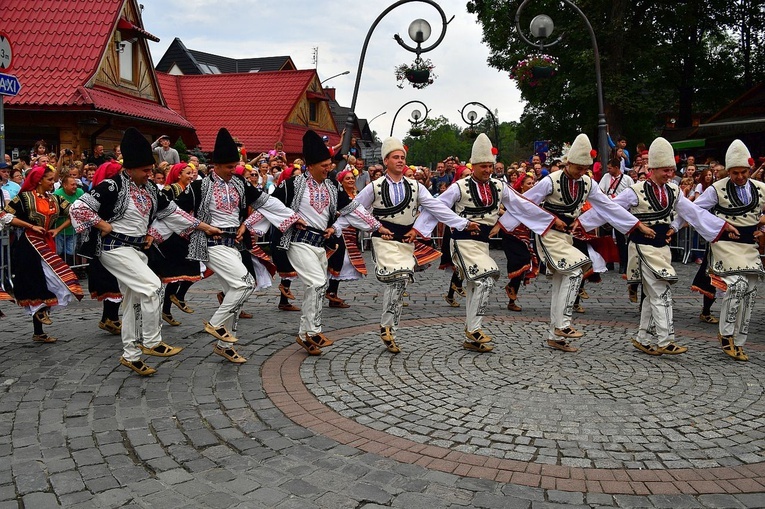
[514, 0, 608, 170]
[459, 102, 500, 158]
[336, 0, 452, 171]
[320, 70, 350, 85]
[390, 100, 430, 136]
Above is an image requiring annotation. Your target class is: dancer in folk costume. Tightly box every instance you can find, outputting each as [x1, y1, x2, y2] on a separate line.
[83, 161, 124, 335]
[150, 162, 202, 326]
[440, 165, 472, 308]
[325, 168, 367, 308]
[269, 131, 391, 355]
[173, 128, 303, 363]
[337, 137, 481, 354]
[686, 139, 764, 361]
[500, 172, 541, 311]
[505, 134, 655, 352]
[415, 134, 560, 352]
[1, 164, 83, 342]
[71, 128, 219, 376]
[579, 137, 736, 356]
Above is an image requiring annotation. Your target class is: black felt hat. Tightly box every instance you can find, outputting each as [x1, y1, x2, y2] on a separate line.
[303, 130, 331, 166]
[213, 128, 240, 164]
[121, 127, 155, 169]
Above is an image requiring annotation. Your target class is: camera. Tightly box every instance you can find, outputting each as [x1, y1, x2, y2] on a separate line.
[65, 149, 73, 156]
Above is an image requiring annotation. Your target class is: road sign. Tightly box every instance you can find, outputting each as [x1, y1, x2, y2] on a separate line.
[0, 32, 12, 72]
[0, 73, 21, 96]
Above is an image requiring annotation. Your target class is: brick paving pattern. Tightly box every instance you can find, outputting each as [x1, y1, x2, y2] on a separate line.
[0, 249, 763, 508]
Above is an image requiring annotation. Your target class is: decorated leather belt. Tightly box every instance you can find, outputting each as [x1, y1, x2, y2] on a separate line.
[293, 226, 326, 248]
[452, 223, 493, 243]
[629, 223, 671, 247]
[718, 225, 756, 244]
[372, 220, 411, 242]
[207, 227, 240, 249]
[102, 232, 146, 251]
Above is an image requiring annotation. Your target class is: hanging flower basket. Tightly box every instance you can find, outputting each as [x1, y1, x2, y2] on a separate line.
[395, 57, 437, 90]
[464, 128, 479, 140]
[510, 54, 558, 87]
[409, 127, 426, 137]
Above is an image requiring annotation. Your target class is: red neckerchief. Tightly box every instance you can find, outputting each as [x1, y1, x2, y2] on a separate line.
[473, 179, 493, 206]
[607, 173, 622, 196]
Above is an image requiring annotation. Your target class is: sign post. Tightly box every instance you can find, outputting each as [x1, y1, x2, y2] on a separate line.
[0, 31, 16, 163]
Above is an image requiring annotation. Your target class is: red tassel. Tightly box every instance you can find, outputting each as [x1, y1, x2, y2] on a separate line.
[675, 155, 680, 163]
[748, 157, 755, 167]
[589, 149, 597, 158]
[491, 147, 498, 155]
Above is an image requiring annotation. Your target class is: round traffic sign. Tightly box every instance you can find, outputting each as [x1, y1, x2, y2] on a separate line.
[0, 32, 13, 72]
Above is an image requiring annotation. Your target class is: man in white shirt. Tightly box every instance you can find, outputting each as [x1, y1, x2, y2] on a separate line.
[151, 135, 180, 165]
[338, 137, 480, 354]
[579, 137, 737, 357]
[70, 128, 220, 376]
[271, 131, 393, 355]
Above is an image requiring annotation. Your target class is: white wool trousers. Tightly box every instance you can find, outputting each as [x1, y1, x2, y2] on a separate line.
[381, 279, 408, 330]
[465, 277, 495, 333]
[635, 268, 675, 348]
[548, 268, 583, 339]
[287, 242, 328, 336]
[99, 246, 163, 362]
[719, 274, 757, 346]
[204, 245, 256, 348]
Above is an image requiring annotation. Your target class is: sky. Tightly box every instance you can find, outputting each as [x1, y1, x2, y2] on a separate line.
[141, 0, 526, 141]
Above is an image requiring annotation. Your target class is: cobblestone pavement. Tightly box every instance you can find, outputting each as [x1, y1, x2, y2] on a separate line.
[0, 250, 764, 508]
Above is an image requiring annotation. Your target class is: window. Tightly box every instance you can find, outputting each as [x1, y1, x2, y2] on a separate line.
[119, 40, 134, 82]
[309, 102, 318, 122]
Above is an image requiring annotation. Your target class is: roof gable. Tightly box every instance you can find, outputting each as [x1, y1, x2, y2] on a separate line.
[157, 70, 336, 152]
[156, 38, 296, 75]
[3, 0, 125, 106]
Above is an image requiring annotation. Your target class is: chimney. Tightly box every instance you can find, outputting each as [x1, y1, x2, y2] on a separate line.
[324, 87, 336, 101]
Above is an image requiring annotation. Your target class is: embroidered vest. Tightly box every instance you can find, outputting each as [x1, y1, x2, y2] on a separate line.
[711, 177, 765, 228]
[628, 180, 678, 226]
[370, 176, 420, 226]
[541, 171, 591, 222]
[453, 178, 503, 226]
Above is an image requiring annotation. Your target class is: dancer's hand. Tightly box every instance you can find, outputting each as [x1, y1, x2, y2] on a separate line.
[144, 235, 154, 249]
[637, 222, 655, 239]
[553, 218, 567, 232]
[97, 221, 112, 237]
[402, 229, 417, 243]
[665, 228, 675, 244]
[236, 224, 246, 242]
[722, 222, 740, 240]
[294, 218, 308, 230]
[377, 225, 394, 240]
[323, 226, 336, 239]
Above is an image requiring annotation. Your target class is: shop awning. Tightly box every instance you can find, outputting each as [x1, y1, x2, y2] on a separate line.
[670, 139, 706, 150]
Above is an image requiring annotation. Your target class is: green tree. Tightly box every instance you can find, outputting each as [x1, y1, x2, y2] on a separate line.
[173, 137, 188, 162]
[403, 116, 473, 167]
[466, 0, 763, 145]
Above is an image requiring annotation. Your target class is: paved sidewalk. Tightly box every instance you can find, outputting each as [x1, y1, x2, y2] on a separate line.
[0, 251, 763, 508]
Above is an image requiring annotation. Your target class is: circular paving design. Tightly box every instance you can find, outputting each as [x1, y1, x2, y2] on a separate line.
[299, 317, 765, 470]
[264, 315, 765, 494]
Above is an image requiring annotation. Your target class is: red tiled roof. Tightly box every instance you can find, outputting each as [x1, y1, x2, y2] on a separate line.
[156, 70, 338, 152]
[3, 0, 191, 130]
[78, 87, 194, 129]
[3, 0, 124, 106]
